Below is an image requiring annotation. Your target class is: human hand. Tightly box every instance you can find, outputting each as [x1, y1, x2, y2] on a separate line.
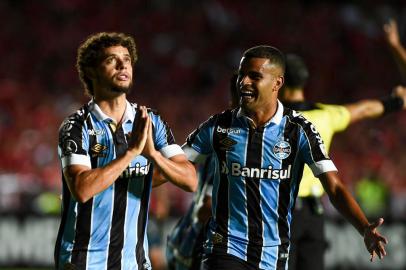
[141, 116, 158, 159]
[363, 218, 388, 262]
[128, 106, 150, 156]
[383, 19, 400, 47]
[392, 85, 406, 109]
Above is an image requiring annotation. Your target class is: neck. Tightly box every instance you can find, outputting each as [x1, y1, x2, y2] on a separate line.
[281, 88, 305, 102]
[244, 100, 279, 128]
[94, 94, 127, 124]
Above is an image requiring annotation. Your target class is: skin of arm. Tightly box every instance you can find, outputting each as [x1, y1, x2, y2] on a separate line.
[318, 171, 388, 261]
[383, 19, 406, 79]
[345, 99, 384, 123]
[345, 85, 406, 123]
[143, 119, 197, 192]
[152, 168, 168, 188]
[63, 106, 150, 203]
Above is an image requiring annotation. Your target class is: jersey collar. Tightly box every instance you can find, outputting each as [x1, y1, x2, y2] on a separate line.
[88, 99, 135, 124]
[236, 100, 284, 128]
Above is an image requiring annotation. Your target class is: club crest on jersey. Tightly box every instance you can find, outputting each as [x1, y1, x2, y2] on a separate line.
[273, 140, 291, 160]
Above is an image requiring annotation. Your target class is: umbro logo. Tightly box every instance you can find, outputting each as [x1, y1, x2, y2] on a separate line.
[91, 143, 107, 153]
[219, 137, 237, 151]
[91, 143, 108, 157]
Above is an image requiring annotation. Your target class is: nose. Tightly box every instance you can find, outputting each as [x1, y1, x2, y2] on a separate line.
[240, 75, 251, 87]
[116, 58, 126, 70]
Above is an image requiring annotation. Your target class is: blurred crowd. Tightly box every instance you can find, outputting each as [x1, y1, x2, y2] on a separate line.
[0, 0, 406, 220]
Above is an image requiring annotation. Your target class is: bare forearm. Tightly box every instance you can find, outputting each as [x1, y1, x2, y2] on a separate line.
[66, 151, 136, 203]
[150, 151, 197, 192]
[320, 172, 369, 235]
[327, 183, 369, 235]
[152, 169, 168, 188]
[345, 100, 384, 123]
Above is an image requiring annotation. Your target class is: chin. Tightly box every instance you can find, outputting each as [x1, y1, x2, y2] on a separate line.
[111, 83, 132, 94]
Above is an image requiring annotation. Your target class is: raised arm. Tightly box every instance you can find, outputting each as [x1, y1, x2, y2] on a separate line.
[345, 85, 406, 123]
[64, 106, 150, 203]
[383, 19, 406, 79]
[318, 171, 388, 261]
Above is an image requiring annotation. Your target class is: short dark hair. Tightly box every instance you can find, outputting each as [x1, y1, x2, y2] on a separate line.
[76, 32, 137, 96]
[284, 53, 309, 88]
[242, 45, 286, 73]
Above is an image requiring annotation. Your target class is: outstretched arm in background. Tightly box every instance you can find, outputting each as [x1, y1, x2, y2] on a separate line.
[318, 171, 388, 262]
[345, 85, 406, 123]
[384, 19, 406, 80]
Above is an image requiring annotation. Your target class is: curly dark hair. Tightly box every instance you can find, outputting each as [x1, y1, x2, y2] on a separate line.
[76, 32, 137, 96]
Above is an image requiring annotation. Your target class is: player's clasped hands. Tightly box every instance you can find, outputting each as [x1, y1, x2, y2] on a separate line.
[129, 106, 150, 156]
[363, 218, 388, 262]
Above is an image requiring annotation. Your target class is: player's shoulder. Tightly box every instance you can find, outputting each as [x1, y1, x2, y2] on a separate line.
[208, 108, 236, 125]
[58, 104, 90, 133]
[128, 102, 161, 120]
[283, 106, 309, 125]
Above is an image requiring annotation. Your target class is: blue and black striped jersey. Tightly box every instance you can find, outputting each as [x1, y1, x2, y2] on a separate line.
[166, 156, 214, 269]
[183, 101, 337, 269]
[55, 99, 183, 270]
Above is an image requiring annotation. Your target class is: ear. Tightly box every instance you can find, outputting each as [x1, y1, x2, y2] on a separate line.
[273, 76, 284, 92]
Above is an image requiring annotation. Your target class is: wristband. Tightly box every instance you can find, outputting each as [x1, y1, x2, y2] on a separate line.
[380, 96, 404, 114]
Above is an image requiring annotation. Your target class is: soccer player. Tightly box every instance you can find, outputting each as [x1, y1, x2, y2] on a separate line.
[280, 53, 406, 270]
[166, 74, 239, 270]
[54, 32, 197, 270]
[183, 45, 388, 270]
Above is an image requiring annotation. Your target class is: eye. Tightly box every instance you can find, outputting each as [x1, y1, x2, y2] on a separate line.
[250, 74, 261, 81]
[105, 56, 116, 64]
[123, 56, 131, 64]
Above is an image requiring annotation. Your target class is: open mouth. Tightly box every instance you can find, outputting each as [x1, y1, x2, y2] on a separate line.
[240, 90, 255, 99]
[116, 73, 129, 81]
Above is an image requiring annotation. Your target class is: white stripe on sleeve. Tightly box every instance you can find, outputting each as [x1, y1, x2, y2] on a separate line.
[182, 145, 208, 164]
[160, 144, 185, 159]
[61, 154, 91, 169]
[309, 160, 337, 176]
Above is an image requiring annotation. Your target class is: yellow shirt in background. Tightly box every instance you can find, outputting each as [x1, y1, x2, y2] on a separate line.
[298, 103, 351, 197]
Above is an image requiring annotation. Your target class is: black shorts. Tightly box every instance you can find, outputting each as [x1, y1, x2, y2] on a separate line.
[201, 248, 288, 270]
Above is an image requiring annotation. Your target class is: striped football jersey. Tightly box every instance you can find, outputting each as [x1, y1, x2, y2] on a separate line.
[183, 101, 337, 269]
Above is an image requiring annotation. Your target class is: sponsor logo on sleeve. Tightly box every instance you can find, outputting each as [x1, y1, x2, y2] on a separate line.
[62, 140, 78, 156]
